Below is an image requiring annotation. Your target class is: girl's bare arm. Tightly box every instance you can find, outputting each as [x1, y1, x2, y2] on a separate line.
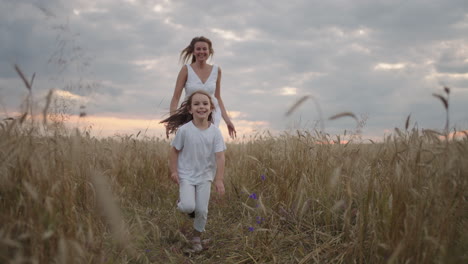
[169, 146, 180, 184]
[214, 151, 225, 195]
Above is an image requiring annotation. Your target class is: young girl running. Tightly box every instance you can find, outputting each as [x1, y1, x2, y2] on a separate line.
[160, 90, 226, 252]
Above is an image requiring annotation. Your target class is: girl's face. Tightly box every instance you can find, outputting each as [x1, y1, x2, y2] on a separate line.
[193, 41, 210, 62]
[189, 93, 212, 120]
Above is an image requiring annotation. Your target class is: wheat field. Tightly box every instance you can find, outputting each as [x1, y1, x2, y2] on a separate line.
[1, 70, 467, 263]
[1, 115, 467, 263]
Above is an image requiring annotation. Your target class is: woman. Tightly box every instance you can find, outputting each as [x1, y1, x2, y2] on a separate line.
[169, 36, 236, 138]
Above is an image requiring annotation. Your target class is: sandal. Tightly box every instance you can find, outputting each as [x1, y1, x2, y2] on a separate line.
[191, 237, 203, 252]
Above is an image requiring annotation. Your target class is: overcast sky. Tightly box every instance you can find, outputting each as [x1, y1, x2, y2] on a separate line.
[1, 0, 467, 140]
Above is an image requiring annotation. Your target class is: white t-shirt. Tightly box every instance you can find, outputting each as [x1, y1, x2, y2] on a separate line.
[171, 121, 226, 185]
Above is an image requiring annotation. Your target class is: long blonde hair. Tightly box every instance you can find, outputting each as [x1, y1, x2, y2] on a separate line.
[160, 90, 215, 135]
[179, 36, 214, 64]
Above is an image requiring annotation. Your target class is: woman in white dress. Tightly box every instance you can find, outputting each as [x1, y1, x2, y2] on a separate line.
[169, 36, 236, 138]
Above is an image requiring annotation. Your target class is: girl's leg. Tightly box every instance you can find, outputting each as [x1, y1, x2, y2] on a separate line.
[177, 181, 196, 214]
[193, 181, 212, 232]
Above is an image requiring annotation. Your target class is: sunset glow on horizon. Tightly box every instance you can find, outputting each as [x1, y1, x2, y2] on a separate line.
[62, 113, 270, 141]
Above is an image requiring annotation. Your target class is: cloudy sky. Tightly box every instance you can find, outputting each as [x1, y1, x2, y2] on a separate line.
[1, 0, 467, 141]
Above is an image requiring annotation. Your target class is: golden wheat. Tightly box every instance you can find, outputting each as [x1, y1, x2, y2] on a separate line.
[1, 71, 467, 263]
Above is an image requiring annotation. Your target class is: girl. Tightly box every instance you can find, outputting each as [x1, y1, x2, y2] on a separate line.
[161, 90, 226, 252]
[168, 36, 236, 138]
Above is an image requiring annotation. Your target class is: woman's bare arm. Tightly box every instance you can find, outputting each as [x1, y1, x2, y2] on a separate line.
[215, 67, 237, 138]
[170, 66, 188, 115]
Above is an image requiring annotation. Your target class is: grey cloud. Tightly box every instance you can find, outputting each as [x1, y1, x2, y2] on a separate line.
[436, 62, 468, 75]
[435, 47, 468, 74]
[2, 0, 467, 137]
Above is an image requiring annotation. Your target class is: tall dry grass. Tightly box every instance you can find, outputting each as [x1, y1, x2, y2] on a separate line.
[1, 119, 467, 263]
[1, 69, 467, 263]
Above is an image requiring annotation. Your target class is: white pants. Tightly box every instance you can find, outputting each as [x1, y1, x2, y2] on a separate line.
[177, 180, 212, 232]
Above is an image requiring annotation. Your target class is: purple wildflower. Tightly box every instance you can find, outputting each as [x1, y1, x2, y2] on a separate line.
[256, 216, 264, 224]
[249, 193, 258, 200]
[261, 174, 266, 181]
[248, 226, 254, 232]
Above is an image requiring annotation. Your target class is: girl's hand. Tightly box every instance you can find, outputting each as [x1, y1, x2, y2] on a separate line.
[170, 172, 179, 185]
[227, 121, 236, 139]
[214, 180, 225, 196]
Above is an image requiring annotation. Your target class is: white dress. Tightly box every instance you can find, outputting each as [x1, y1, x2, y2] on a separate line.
[185, 64, 222, 127]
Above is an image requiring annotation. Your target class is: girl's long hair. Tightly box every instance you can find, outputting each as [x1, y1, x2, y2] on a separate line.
[161, 90, 215, 135]
[180, 36, 214, 64]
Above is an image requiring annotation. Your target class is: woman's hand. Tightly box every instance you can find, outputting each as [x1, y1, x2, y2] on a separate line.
[165, 126, 170, 139]
[227, 121, 236, 139]
[214, 180, 225, 196]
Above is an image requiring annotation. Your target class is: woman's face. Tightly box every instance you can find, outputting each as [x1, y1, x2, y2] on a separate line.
[193, 41, 210, 62]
